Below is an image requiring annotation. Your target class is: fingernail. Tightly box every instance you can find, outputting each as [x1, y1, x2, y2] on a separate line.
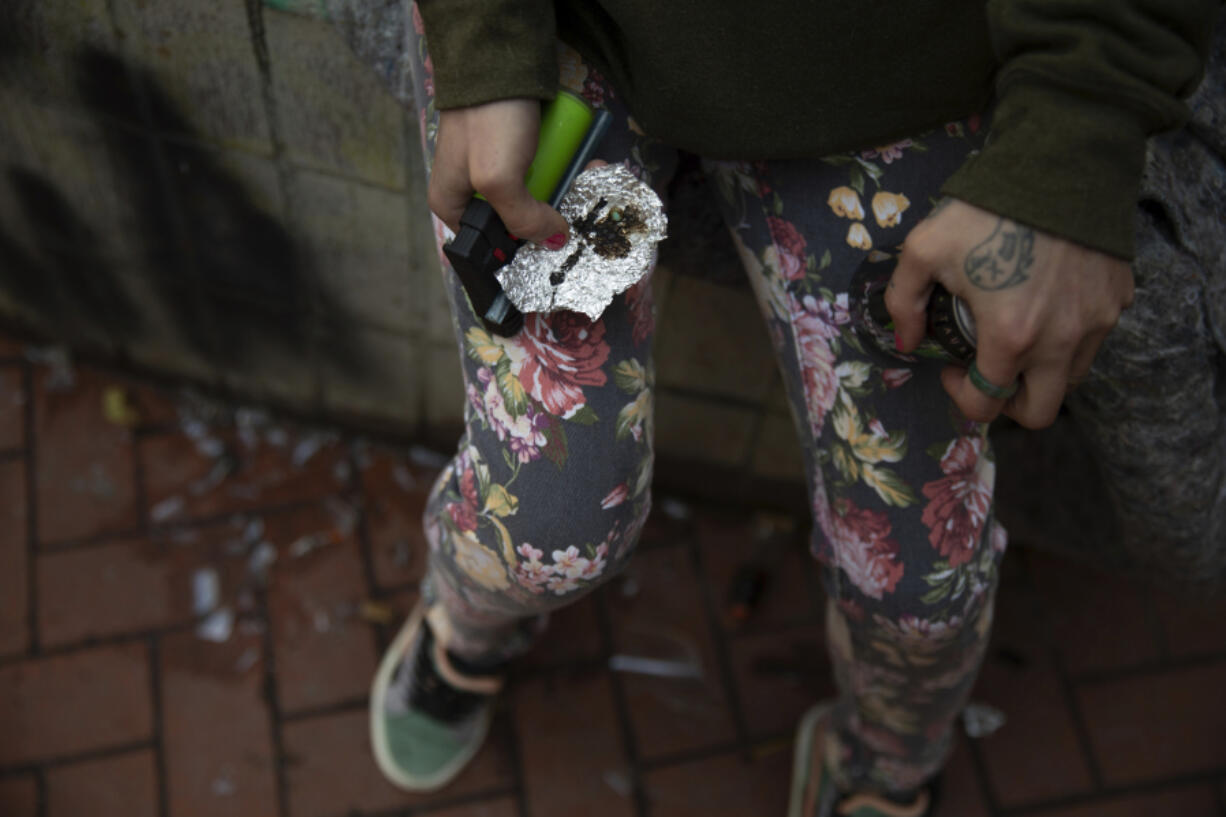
[894, 331, 902, 351]
[544, 232, 567, 250]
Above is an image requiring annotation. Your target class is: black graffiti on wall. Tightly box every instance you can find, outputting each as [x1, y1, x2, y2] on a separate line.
[0, 37, 370, 386]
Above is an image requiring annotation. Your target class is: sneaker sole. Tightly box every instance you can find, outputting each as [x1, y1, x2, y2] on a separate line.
[788, 702, 834, 817]
[369, 603, 494, 792]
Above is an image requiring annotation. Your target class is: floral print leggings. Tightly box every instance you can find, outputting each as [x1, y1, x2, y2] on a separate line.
[409, 13, 1006, 797]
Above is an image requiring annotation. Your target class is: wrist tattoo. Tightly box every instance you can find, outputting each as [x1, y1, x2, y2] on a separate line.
[964, 219, 1035, 290]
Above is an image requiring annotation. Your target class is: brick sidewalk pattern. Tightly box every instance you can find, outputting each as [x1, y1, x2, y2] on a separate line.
[1, 346, 1225, 817]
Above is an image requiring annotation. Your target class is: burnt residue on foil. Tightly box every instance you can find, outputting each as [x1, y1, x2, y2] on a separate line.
[497, 164, 667, 320]
[585, 198, 648, 260]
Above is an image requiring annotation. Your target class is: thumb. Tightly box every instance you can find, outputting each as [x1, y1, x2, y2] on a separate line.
[884, 248, 936, 353]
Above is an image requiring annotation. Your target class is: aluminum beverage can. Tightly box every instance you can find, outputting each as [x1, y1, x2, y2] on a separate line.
[848, 257, 977, 364]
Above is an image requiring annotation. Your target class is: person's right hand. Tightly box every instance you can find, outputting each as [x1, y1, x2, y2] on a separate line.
[429, 98, 570, 250]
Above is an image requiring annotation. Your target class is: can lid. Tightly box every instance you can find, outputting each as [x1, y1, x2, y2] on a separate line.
[952, 297, 977, 346]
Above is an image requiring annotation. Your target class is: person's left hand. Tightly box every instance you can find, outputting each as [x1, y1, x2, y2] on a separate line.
[885, 198, 1134, 429]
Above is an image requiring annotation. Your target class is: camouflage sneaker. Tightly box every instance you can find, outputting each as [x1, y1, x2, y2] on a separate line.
[788, 703, 934, 817]
[369, 603, 504, 791]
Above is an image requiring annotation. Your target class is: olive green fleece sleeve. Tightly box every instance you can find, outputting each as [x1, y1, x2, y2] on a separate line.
[417, 0, 557, 110]
[941, 0, 1220, 260]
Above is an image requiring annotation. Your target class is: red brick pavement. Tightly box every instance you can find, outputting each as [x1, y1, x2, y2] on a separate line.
[44, 750, 159, 817]
[0, 458, 29, 657]
[1, 348, 1225, 817]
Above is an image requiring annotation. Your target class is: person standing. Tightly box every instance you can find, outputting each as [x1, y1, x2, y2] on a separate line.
[368, 2, 1219, 814]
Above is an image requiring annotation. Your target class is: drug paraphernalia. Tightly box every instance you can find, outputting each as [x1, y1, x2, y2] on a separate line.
[444, 91, 596, 336]
[497, 164, 666, 320]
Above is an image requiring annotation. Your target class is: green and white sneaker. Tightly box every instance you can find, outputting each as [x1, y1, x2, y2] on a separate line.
[370, 603, 505, 791]
[788, 703, 934, 817]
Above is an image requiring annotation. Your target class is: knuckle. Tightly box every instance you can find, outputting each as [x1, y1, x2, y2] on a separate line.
[1052, 324, 1083, 350]
[901, 236, 938, 270]
[996, 314, 1043, 356]
[469, 167, 516, 200]
[994, 330, 1031, 358]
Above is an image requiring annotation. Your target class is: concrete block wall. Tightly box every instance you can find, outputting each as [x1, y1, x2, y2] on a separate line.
[0, 0, 807, 502]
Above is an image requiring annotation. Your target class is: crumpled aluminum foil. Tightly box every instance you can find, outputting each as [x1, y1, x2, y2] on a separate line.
[496, 164, 667, 320]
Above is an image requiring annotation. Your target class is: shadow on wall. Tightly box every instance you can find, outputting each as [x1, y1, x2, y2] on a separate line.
[0, 42, 369, 387]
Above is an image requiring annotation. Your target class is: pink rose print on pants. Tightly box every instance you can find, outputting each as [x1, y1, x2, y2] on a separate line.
[767, 216, 808, 281]
[445, 456, 479, 533]
[514, 312, 611, 418]
[827, 498, 904, 600]
[789, 293, 845, 434]
[921, 436, 995, 566]
[600, 483, 629, 509]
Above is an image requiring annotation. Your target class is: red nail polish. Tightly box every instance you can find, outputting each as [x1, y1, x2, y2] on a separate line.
[894, 331, 902, 351]
[544, 233, 567, 250]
